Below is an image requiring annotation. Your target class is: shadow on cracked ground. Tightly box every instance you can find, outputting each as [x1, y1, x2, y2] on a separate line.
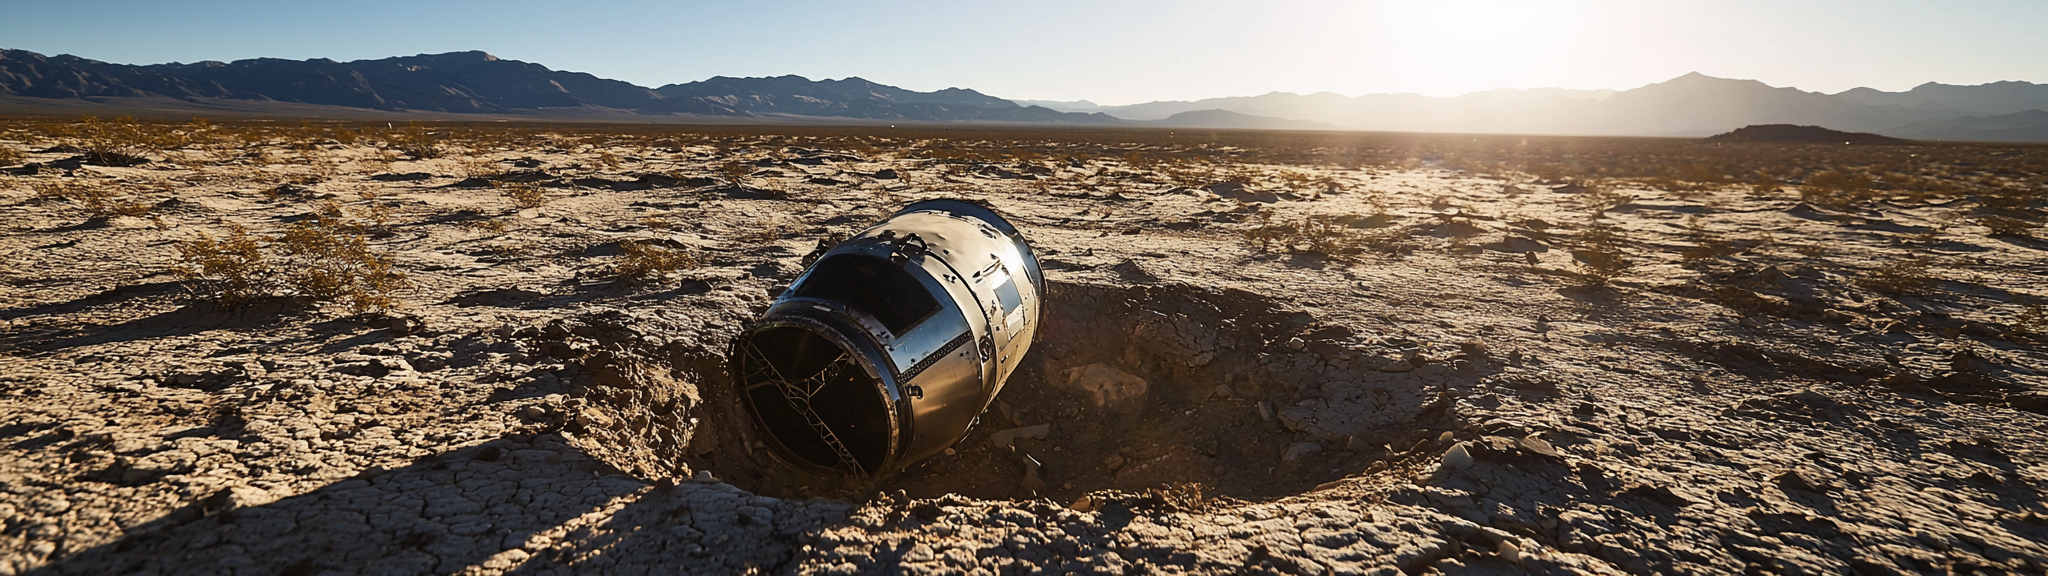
[35, 431, 890, 575]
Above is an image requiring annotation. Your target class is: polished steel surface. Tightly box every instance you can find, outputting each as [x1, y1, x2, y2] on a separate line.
[729, 199, 1042, 476]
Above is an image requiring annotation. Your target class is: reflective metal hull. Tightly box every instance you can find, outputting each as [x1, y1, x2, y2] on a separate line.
[730, 199, 1044, 476]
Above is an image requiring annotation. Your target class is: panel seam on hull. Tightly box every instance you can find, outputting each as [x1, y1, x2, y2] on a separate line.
[898, 329, 972, 384]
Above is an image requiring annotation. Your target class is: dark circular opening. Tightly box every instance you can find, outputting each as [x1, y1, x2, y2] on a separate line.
[734, 325, 893, 475]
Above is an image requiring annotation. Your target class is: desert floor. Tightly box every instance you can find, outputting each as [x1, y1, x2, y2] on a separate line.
[2, 121, 2046, 575]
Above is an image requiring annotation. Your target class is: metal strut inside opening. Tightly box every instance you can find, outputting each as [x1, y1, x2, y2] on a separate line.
[737, 337, 872, 476]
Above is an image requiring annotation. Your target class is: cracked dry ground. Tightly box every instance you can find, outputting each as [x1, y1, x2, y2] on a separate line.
[2, 127, 2047, 575]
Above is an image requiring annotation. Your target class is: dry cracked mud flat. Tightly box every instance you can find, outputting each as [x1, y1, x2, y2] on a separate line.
[1, 121, 2046, 575]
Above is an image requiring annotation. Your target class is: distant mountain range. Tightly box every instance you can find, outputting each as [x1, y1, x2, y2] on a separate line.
[3, 48, 2047, 141]
[0, 49, 1115, 124]
[1035, 74, 2048, 141]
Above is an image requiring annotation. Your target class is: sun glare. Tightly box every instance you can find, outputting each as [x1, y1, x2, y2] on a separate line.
[1259, 0, 1631, 97]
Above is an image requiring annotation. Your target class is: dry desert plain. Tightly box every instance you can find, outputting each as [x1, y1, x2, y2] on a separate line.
[1, 118, 2046, 575]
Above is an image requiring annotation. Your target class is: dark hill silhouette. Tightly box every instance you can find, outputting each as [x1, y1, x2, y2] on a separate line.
[1702, 124, 1912, 145]
[0, 49, 1114, 123]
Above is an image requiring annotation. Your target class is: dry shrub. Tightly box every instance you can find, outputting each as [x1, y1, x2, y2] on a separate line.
[0, 145, 22, 166]
[500, 183, 548, 209]
[275, 217, 408, 313]
[31, 180, 89, 203]
[175, 219, 406, 313]
[1580, 181, 1633, 215]
[612, 240, 701, 285]
[1748, 174, 1782, 197]
[1800, 170, 1875, 208]
[717, 160, 751, 185]
[2012, 296, 2047, 342]
[1978, 215, 2035, 237]
[1151, 482, 1211, 511]
[732, 224, 785, 243]
[173, 224, 281, 305]
[461, 218, 511, 234]
[364, 202, 398, 233]
[393, 121, 442, 159]
[58, 114, 166, 166]
[1571, 222, 1633, 285]
[1679, 237, 1736, 265]
[1979, 187, 2042, 212]
[1240, 211, 1374, 259]
[1856, 256, 1936, 296]
[461, 158, 502, 180]
[31, 180, 149, 217]
[1239, 210, 1296, 253]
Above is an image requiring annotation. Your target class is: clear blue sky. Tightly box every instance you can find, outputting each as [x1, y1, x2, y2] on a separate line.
[4, 0, 2045, 105]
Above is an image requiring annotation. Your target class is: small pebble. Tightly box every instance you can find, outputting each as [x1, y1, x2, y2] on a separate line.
[1283, 442, 1323, 462]
[1443, 443, 1474, 469]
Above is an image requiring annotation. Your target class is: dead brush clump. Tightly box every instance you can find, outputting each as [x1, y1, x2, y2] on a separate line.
[1978, 186, 2043, 212]
[1977, 215, 2036, 237]
[56, 114, 177, 166]
[1578, 181, 1635, 215]
[0, 145, 23, 166]
[1151, 482, 1212, 512]
[1679, 236, 1737, 267]
[31, 179, 151, 218]
[275, 217, 410, 313]
[1747, 173, 1784, 198]
[1855, 255, 1937, 296]
[173, 224, 280, 305]
[2010, 295, 2048, 342]
[172, 217, 409, 314]
[717, 160, 751, 185]
[1799, 170, 1877, 208]
[1239, 210, 1380, 260]
[611, 240, 702, 285]
[499, 183, 549, 209]
[460, 218, 512, 234]
[390, 121, 442, 159]
[1677, 216, 1739, 266]
[1569, 221, 1634, 285]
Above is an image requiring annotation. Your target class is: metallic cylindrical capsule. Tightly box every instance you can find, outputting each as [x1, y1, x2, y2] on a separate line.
[730, 199, 1044, 476]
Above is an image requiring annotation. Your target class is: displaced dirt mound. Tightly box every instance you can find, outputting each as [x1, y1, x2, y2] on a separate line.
[534, 280, 1486, 503]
